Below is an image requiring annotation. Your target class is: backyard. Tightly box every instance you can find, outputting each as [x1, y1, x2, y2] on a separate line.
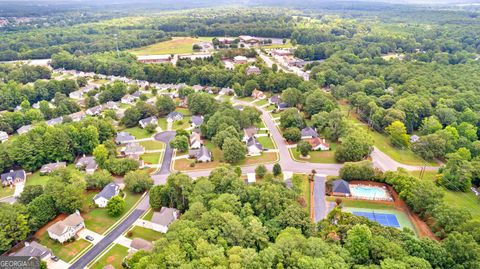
[26, 164, 84, 186]
[129, 37, 213, 55]
[126, 226, 162, 242]
[90, 244, 129, 269]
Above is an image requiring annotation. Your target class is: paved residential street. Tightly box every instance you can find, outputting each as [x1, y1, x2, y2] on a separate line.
[313, 175, 327, 222]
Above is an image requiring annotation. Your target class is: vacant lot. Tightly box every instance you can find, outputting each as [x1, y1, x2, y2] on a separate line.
[129, 37, 212, 55]
[91, 244, 129, 269]
[126, 226, 163, 242]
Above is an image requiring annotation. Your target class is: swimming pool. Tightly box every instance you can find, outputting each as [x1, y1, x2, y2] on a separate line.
[350, 185, 392, 201]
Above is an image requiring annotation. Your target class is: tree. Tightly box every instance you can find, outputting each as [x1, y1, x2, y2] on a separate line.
[178, 86, 194, 98]
[438, 152, 473, 192]
[124, 170, 153, 193]
[188, 92, 217, 115]
[145, 123, 157, 133]
[297, 140, 312, 157]
[339, 161, 376, 181]
[283, 127, 301, 142]
[443, 232, 480, 268]
[107, 158, 139, 176]
[273, 163, 282, 177]
[170, 135, 189, 152]
[304, 90, 337, 116]
[412, 133, 447, 160]
[280, 108, 305, 129]
[156, 96, 176, 116]
[93, 144, 109, 168]
[255, 165, 267, 178]
[85, 170, 113, 190]
[345, 224, 372, 264]
[106, 196, 126, 217]
[420, 116, 442, 135]
[122, 107, 142, 128]
[0, 204, 29, 251]
[27, 194, 57, 230]
[335, 128, 373, 162]
[311, 110, 348, 141]
[17, 185, 43, 204]
[281, 88, 303, 107]
[243, 80, 259, 97]
[212, 126, 240, 149]
[223, 137, 246, 164]
[385, 121, 410, 149]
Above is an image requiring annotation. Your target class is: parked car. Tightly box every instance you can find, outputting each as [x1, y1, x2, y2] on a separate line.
[86, 235, 94, 241]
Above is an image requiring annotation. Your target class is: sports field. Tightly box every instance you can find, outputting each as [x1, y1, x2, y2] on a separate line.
[343, 207, 416, 233]
[129, 37, 213, 55]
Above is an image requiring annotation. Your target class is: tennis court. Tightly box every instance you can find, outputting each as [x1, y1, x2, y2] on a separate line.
[353, 211, 400, 228]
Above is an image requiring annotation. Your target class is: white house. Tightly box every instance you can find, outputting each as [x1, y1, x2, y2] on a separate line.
[150, 207, 180, 233]
[246, 137, 263, 156]
[139, 116, 158, 128]
[47, 211, 85, 243]
[307, 137, 330, 151]
[188, 146, 212, 162]
[247, 173, 256, 184]
[93, 183, 120, 208]
[189, 131, 203, 149]
[167, 111, 183, 123]
[0, 131, 8, 143]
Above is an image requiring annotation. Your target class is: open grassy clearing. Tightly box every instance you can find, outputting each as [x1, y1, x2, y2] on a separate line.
[0, 186, 14, 199]
[257, 136, 275, 149]
[327, 197, 396, 210]
[172, 116, 192, 130]
[290, 141, 338, 164]
[129, 37, 213, 55]
[139, 140, 165, 150]
[254, 99, 268, 106]
[443, 190, 480, 220]
[83, 192, 142, 234]
[408, 170, 439, 181]
[37, 232, 91, 262]
[126, 226, 163, 242]
[26, 164, 84, 187]
[141, 152, 161, 164]
[262, 40, 292, 49]
[293, 174, 311, 213]
[91, 244, 129, 269]
[121, 126, 152, 139]
[158, 118, 168, 131]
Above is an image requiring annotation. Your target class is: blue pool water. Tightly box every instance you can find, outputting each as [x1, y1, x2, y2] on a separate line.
[350, 185, 391, 200]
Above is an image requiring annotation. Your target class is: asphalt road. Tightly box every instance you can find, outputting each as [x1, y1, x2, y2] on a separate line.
[313, 175, 327, 222]
[153, 131, 176, 175]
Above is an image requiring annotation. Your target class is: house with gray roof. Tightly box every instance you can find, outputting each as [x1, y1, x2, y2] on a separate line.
[277, 102, 289, 111]
[75, 156, 98, 174]
[69, 111, 86, 122]
[1, 170, 26, 186]
[167, 111, 183, 123]
[301, 127, 318, 139]
[191, 115, 204, 128]
[0, 131, 8, 143]
[331, 179, 351, 197]
[40, 162, 66, 175]
[115, 132, 135, 145]
[93, 183, 120, 208]
[46, 116, 63, 126]
[246, 137, 263, 156]
[102, 101, 119, 110]
[86, 105, 103, 116]
[11, 241, 52, 260]
[47, 211, 85, 243]
[219, 87, 234, 96]
[188, 146, 212, 162]
[151, 207, 180, 233]
[122, 142, 145, 156]
[242, 127, 258, 142]
[139, 116, 158, 128]
[121, 94, 137, 105]
[17, 125, 32, 135]
[246, 65, 261, 75]
[269, 95, 281, 105]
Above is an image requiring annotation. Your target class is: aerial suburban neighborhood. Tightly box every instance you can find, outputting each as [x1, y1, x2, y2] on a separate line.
[0, 0, 479, 268]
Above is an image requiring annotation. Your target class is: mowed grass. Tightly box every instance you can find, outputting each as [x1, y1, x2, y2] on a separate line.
[327, 197, 396, 210]
[91, 244, 129, 269]
[141, 153, 161, 164]
[142, 209, 154, 221]
[139, 140, 165, 150]
[290, 141, 338, 164]
[129, 37, 213, 55]
[443, 190, 480, 220]
[293, 174, 311, 213]
[26, 164, 84, 187]
[122, 126, 152, 139]
[83, 192, 142, 234]
[172, 117, 192, 130]
[257, 136, 276, 149]
[0, 186, 14, 198]
[37, 232, 91, 262]
[126, 226, 163, 242]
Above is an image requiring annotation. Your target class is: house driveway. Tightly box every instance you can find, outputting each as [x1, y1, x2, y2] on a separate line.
[77, 229, 104, 245]
[48, 259, 71, 269]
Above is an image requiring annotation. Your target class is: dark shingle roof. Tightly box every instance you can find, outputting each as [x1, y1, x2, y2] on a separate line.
[332, 179, 351, 195]
[301, 127, 318, 137]
[94, 183, 119, 200]
[191, 115, 204, 126]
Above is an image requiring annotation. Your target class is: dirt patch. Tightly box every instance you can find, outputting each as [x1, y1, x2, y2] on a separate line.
[34, 214, 67, 238]
[106, 255, 116, 263]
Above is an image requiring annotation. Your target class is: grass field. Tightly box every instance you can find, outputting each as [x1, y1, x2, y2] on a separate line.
[408, 170, 439, 181]
[141, 153, 161, 164]
[254, 99, 268, 106]
[126, 226, 163, 242]
[122, 126, 152, 139]
[0, 186, 14, 199]
[257, 136, 276, 149]
[443, 190, 480, 220]
[172, 116, 192, 130]
[293, 174, 310, 213]
[91, 244, 129, 269]
[327, 197, 396, 210]
[291, 148, 338, 164]
[83, 192, 142, 234]
[262, 40, 292, 49]
[237, 96, 254, 102]
[37, 232, 91, 262]
[129, 37, 213, 55]
[26, 164, 83, 186]
[139, 140, 165, 150]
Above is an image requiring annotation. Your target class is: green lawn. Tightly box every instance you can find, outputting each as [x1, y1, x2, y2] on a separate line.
[443, 190, 480, 220]
[237, 96, 254, 102]
[408, 170, 439, 181]
[37, 232, 91, 262]
[290, 142, 338, 164]
[141, 153, 160, 164]
[139, 140, 165, 150]
[175, 107, 191, 115]
[142, 209, 154, 221]
[254, 99, 268, 106]
[293, 174, 310, 213]
[122, 126, 152, 139]
[172, 116, 192, 130]
[265, 104, 277, 111]
[255, 120, 266, 128]
[126, 226, 163, 242]
[0, 186, 14, 199]
[83, 192, 142, 234]
[327, 197, 396, 210]
[129, 37, 213, 55]
[91, 244, 129, 269]
[26, 164, 83, 186]
[158, 118, 167, 131]
[262, 40, 292, 49]
[257, 136, 276, 149]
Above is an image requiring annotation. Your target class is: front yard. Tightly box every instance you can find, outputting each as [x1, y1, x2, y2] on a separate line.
[141, 153, 161, 165]
[83, 192, 143, 234]
[126, 226, 163, 242]
[290, 142, 338, 164]
[0, 186, 14, 199]
[292, 174, 311, 213]
[91, 244, 129, 269]
[139, 140, 165, 150]
[121, 126, 153, 139]
[257, 136, 276, 149]
[37, 232, 91, 262]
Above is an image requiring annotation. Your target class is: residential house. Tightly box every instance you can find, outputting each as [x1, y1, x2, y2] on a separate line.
[188, 146, 212, 162]
[331, 179, 351, 197]
[75, 156, 98, 174]
[130, 238, 154, 251]
[86, 105, 103, 116]
[301, 127, 318, 139]
[251, 89, 266, 100]
[218, 37, 235, 45]
[131, 91, 143, 98]
[46, 116, 63, 126]
[40, 162, 66, 175]
[269, 95, 281, 105]
[69, 111, 86, 122]
[115, 132, 135, 145]
[139, 116, 158, 129]
[189, 131, 203, 149]
[271, 49, 292, 57]
[137, 55, 172, 64]
[242, 127, 258, 142]
[1, 170, 26, 186]
[122, 142, 145, 156]
[246, 137, 263, 156]
[246, 65, 261, 75]
[10, 241, 52, 260]
[247, 173, 256, 184]
[167, 111, 183, 123]
[0, 131, 8, 143]
[307, 137, 330, 151]
[47, 211, 85, 243]
[239, 35, 259, 44]
[102, 101, 119, 110]
[219, 87, 234, 96]
[69, 89, 85, 100]
[17, 125, 32, 135]
[121, 94, 137, 105]
[191, 115, 204, 128]
[192, 85, 204, 92]
[93, 183, 120, 208]
[234, 55, 248, 64]
[151, 207, 180, 233]
[277, 102, 289, 111]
